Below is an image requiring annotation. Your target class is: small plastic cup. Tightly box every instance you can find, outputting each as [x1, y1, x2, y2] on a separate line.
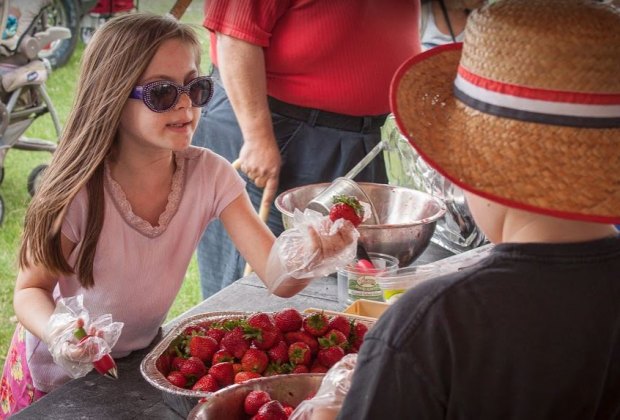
[305, 177, 379, 225]
[337, 252, 399, 306]
[375, 265, 440, 304]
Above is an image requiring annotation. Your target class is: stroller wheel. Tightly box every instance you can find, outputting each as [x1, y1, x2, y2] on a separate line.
[0, 166, 4, 185]
[28, 164, 48, 197]
[0, 193, 4, 226]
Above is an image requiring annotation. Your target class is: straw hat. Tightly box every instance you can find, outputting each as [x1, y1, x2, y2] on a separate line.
[391, 0, 620, 224]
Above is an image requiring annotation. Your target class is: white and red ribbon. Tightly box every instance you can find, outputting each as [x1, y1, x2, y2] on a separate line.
[454, 65, 620, 128]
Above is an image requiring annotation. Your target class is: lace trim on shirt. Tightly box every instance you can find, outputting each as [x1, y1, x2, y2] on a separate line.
[104, 153, 186, 238]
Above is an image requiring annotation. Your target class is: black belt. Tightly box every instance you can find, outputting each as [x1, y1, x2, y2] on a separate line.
[267, 96, 388, 134]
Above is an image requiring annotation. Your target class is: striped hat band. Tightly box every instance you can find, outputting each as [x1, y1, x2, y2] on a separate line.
[454, 65, 620, 128]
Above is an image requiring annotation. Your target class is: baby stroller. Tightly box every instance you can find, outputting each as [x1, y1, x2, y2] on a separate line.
[0, 0, 69, 225]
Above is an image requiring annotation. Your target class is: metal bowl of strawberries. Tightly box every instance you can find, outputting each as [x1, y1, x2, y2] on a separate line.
[275, 182, 447, 266]
[140, 309, 373, 418]
[187, 373, 324, 419]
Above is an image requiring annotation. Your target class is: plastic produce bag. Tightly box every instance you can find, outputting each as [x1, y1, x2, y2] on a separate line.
[45, 295, 123, 378]
[289, 353, 358, 420]
[267, 209, 359, 293]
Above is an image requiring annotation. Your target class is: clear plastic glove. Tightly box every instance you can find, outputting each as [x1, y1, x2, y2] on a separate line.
[290, 353, 358, 420]
[266, 209, 359, 293]
[45, 295, 123, 378]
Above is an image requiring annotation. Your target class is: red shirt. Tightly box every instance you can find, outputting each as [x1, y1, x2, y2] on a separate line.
[204, 0, 421, 116]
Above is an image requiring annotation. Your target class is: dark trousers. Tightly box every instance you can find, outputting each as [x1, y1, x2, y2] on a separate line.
[191, 73, 388, 298]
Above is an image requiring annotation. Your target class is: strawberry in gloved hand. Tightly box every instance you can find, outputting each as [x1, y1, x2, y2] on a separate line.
[265, 204, 360, 294]
[46, 295, 124, 380]
[329, 196, 376, 270]
[73, 318, 118, 379]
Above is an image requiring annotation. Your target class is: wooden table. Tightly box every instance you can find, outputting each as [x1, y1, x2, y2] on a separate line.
[12, 243, 453, 419]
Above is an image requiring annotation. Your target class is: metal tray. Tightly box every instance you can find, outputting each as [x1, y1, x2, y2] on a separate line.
[141, 310, 375, 418]
[140, 311, 249, 417]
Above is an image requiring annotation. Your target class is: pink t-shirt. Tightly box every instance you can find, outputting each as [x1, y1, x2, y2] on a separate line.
[26, 146, 245, 392]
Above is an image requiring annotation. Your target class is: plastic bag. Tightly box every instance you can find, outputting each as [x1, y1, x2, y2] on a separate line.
[382, 115, 488, 253]
[46, 295, 124, 378]
[266, 209, 359, 293]
[289, 353, 358, 420]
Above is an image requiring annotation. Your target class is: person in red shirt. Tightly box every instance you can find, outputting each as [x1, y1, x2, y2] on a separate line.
[192, 0, 422, 298]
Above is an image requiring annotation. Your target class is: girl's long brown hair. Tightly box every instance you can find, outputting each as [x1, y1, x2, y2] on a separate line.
[19, 14, 201, 287]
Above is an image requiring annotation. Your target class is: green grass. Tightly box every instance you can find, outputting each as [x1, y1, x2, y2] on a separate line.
[0, 2, 209, 363]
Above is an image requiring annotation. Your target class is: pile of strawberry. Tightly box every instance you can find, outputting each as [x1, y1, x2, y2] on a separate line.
[242, 389, 313, 419]
[156, 308, 368, 392]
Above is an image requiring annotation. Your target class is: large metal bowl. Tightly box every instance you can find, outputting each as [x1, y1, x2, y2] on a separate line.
[187, 374, 324, 419]
[275, 182, 446, 267]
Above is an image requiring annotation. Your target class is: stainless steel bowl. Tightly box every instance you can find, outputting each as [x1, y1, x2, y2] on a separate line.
[275, 182, 447, 267]
[187, 374, 324, 419]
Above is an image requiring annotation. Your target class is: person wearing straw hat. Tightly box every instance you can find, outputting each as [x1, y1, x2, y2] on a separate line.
[339, 0, 620, 418]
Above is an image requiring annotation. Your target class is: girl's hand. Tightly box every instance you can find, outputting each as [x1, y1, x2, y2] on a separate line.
[306, 219, 358, 269]
[44, 296, 123, 378]
[265, 210, 360, 297]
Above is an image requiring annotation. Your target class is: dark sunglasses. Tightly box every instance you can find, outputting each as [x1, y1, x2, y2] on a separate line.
[129, 76, 214, 113]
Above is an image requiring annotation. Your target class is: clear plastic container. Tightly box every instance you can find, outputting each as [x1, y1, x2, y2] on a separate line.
[337, 252, 398, 305]
[375, 265, 441, 304]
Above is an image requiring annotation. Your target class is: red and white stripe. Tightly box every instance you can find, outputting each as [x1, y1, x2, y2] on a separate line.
[454, 65, 620, 128]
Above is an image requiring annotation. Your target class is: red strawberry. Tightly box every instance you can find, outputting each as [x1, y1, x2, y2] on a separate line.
[254, 400, 288, 420]
[247, 312, 276, 330]
[318, 329, 349, 349]
[310, 361, 329, 374]
[156, 353, 172, 376]
[205, 327, 226, 344]
[233, 363, 244, 374]
[283, 405, 294, 416]
[349, 322, 369, 351]
[234, 371, 261, 384]
[183, 325, 204, 336]
[328, 315, 351, 337]
[267, 341, 289, 364]
[180, 356, 207, 378]
[241, 348, 269, 374]
[212, 349, 234, 365]
[263, 364, 280, 377]
[284, 331, 319, 355]
[288, 342, 312, 366]
[317, 346, 345, 368]
[292, 364, 309, 374]
[220, 327, 250, 359]
[171, 356, 186, 371]
[302, 312, 329, 337]
[166, 371, 187, 388]
[252, 326, 280, 350]
[244, 390, 272, 416]
[208, 362, 234, 387]
[189, 335, 219, 362]
[273, 308, 303, 333]
[192, 374, 220, 392]
[328, 195, 363, 227]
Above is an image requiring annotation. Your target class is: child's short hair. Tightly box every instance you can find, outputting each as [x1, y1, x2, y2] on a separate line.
[391, 0, 620, 224]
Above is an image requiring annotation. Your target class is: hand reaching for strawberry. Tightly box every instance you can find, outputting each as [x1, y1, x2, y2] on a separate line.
[306, 217, 358, 266]
[266, 208, 360, 295]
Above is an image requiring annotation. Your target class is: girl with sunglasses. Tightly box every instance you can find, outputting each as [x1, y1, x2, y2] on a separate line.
[0, 13, 356, 416]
